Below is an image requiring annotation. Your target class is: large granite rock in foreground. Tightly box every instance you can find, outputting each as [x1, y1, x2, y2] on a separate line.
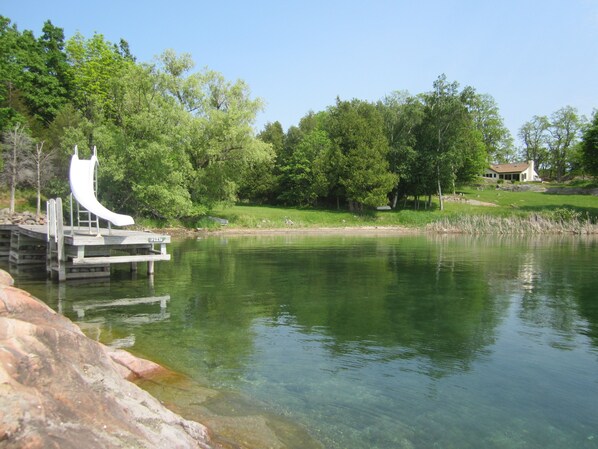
[0, 270, 215, 449]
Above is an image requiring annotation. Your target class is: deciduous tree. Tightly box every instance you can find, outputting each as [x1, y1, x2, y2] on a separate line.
[462, 88, 514, 163]
[1, 123, 33, 213]
[66, 32, 131, 122]
[416, 75, 485, 210]
[239, 121, 283, 203]
[378, 91, 424, 207]
[518, 115, 549, 174]
[30, 139, 55, 216]
[546, 106, 584, 181]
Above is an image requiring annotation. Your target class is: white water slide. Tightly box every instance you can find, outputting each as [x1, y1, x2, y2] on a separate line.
[69, 146, 134, 227]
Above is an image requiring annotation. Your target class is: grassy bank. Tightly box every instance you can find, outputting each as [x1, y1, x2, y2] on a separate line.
[4, 183, 598, 234]
[199, 184, 598, 234]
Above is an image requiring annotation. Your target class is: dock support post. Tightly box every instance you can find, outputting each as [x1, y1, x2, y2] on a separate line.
[56, 198, 66, 282]
[147, 260, 155, 275]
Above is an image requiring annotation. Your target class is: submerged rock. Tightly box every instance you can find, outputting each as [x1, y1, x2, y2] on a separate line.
[0, 270, 215, 449]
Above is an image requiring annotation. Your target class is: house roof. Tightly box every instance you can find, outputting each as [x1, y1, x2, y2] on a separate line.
[489, 162, 530, 174]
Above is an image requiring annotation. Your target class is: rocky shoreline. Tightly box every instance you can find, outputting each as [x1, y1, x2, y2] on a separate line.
[0, 269, 216, 449]
[0, 210, 46, 226]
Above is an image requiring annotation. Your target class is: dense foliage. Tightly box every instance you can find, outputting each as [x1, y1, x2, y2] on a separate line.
[581, 111, 598, 178]
[518, 106, 588, 181]
[1, 15, 594, 219]
[0, 16, 270, 219]
[243, 77, 499, 209]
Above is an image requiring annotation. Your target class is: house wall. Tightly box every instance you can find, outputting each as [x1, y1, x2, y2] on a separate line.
[482, 161, 540, 182]
[483, 169, 499, 179]
[482, 170, 522, 181]
[524, 160, 541, 181]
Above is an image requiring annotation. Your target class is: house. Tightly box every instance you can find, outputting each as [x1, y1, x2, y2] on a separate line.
[482, 160, 541, 182]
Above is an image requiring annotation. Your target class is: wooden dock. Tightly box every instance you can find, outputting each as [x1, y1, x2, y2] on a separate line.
[2, 223, 171, 281]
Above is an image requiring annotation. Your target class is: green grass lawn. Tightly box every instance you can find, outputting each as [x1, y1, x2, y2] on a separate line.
[459, 185, 598, 217]
[0, 189, 38, 213]
[4, 182, 598, 231]
[206, 184, 598, 230]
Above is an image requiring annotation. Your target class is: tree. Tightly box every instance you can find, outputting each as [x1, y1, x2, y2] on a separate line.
[581, 111, 598, 177]
[462, 88, 514, 163]
[0, 16, 27, 133]
[0, 18, 72, 132]
[66, 32, 131, 122]
[378, 91, 424, 207]
[518, 115, 549, 174]
[98, 61, 195, 218]
[416, 75, 485, 211]
[30, 139, 55, 216]
[1, 123, 33, 213]
[278, 129, 331, 206]
[546, 106, 584, 181]
[28, 20, 72, 127]
[325, 99, 397, 210]
[167, 60, 271, 207]
[239, 121, 284, 203]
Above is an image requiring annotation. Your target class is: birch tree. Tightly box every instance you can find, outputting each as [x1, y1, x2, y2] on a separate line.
[31, 139, 55, 216]
[2, 123, 33, 213]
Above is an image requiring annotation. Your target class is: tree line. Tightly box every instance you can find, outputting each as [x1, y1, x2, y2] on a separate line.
[243, 81, 513, 211]
[0, 16, 271, 219]
[1, 16, 596, 219]
[518, 107, 590, 182]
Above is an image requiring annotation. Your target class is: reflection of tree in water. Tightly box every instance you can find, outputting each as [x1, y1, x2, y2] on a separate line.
[276, 236, 509, 378]
[151, 235, 598, 381]
[176, 236, 508, 378]
[158, 239, 268, 381]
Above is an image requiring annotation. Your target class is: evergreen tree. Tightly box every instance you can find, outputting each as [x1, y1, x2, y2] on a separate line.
[325, 99, 397, 210]
[582, 111, 598, 178]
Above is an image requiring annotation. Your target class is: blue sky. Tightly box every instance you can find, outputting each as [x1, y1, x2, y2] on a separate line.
[3, 0, 597, 144]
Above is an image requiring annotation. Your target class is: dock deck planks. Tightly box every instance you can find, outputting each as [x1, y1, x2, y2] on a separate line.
[2, 224, 171, 281]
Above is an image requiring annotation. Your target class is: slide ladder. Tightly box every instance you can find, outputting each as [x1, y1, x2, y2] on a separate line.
[69, 146, 134, 234]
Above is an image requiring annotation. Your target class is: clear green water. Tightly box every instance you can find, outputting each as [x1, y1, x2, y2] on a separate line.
[9, 234, 598, 449]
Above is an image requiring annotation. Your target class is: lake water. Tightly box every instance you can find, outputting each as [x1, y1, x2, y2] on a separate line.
[10, 234, 598, 449]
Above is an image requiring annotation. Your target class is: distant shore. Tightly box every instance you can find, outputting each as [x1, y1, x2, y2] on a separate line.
[154, 215, 598, 238]
[158, 225, 421, 238]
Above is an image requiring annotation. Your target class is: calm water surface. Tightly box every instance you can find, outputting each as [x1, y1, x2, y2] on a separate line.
[10, 234, 598, 449]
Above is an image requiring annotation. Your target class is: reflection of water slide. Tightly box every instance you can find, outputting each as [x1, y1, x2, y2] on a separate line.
[69, 146, 134, 227]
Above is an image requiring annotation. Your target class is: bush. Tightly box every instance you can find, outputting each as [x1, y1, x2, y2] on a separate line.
[546, 207, 582, 222]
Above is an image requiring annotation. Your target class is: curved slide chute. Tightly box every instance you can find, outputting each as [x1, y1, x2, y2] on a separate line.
[69, 146, 134, 227]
